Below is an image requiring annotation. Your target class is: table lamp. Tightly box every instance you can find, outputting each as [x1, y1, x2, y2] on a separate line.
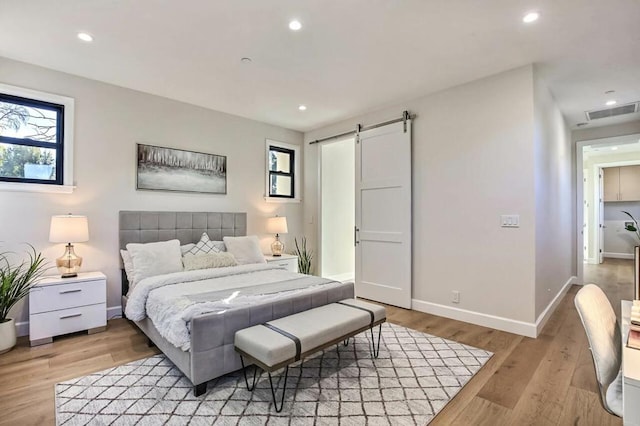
[49, 214, 89, 278]
[266, 216, 288, 256]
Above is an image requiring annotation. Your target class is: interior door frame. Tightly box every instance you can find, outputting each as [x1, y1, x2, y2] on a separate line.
[575, 135, 640, 284]
[317, 136, 356, 279]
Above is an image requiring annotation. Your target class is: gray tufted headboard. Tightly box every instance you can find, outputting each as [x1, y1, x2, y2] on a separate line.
[119, 211, 247, 294]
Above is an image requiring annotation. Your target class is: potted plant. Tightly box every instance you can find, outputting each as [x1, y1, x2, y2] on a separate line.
[623, 211, 640, 243]
[0, 245, 47, 354]
[292, 237, 313, 275]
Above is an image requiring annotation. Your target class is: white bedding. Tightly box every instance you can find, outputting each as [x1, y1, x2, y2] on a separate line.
[124, 264, 342, 351]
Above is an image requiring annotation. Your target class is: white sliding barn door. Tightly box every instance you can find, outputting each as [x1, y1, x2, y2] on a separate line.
[355, 120, 412, 308]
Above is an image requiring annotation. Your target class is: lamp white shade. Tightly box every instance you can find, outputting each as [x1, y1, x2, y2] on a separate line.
[266, 216, 288, 234]
[49, 215, 89, 243]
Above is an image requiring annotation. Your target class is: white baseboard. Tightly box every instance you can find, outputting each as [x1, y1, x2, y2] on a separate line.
[411, 299, 538, 338]
[107, 305, 123, 320]
[604, 252, 634, 260]
[534, 276, 576, 336]
[15, 305, 123, 338]
[411, 275, 577, 339]
[15, 320, 29, 337]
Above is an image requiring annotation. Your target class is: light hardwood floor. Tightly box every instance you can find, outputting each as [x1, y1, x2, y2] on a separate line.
[0, 260, 631, 425]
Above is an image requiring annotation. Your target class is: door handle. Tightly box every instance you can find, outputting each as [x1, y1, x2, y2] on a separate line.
[354, 226, 360, 246]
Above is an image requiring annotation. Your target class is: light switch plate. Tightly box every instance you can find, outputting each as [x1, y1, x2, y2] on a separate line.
[501, 215, 520, 227]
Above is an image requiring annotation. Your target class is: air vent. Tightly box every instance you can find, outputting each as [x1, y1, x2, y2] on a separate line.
[586, 102, 639, 121]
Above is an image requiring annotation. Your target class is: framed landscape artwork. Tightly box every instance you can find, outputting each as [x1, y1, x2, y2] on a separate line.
[136, 143, 227, 194]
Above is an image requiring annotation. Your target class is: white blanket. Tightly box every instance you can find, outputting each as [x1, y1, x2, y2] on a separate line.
[125, 264, 341, 351]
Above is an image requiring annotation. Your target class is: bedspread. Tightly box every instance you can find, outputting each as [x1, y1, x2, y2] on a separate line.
[124, 264, 342, 350]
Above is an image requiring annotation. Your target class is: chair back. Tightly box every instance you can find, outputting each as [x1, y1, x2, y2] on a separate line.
[574, 284, 621, 406]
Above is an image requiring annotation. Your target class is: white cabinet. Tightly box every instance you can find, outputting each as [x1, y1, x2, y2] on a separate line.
[29, 272, 106, 346]
[264, 254, 299, 273]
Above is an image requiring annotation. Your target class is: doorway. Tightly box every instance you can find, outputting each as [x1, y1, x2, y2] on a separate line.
[320, 137, 355, 282]
[577, 133, 640, 289]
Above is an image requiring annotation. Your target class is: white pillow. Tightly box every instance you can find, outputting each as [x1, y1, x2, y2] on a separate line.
[223, 236, 266, 265]
[126, 239, 183, 286]
[183, 252, 238, 271]
[184, 233, 225, 256]
[120, 249, 134, 283]
[122, 242, 194, 282]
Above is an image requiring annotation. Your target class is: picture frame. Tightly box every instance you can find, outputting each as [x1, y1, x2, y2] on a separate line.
[136, 143, 227, 194]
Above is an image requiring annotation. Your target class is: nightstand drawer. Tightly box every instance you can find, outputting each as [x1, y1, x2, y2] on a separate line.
[29, 303, 106, 341]
[264, 255, 299, 273]
[30, 279, 106, 314]
[272, 259, 297, 270]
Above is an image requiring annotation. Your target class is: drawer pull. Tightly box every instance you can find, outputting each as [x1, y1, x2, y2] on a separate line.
[60, 313, 82, 319]
[60, 289, 82, 294]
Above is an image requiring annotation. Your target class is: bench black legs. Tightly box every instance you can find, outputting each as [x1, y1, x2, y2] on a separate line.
[239, 323, 384, 412]
[370, 323, 382, 358]
[268, 366, 289, 413]
[240, 356, 289, 413]
[240, 356, 260, 391]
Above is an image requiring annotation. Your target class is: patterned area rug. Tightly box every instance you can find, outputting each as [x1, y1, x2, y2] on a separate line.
[55, 323, 492, 425]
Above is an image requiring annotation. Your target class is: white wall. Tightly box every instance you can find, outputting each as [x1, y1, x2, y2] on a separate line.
[603, 202, 640, 257]
[320, 138, 355, 280]
[532, 68, 574, 318]
[0, 57, 303, 328]
[306, 65, 541, 328]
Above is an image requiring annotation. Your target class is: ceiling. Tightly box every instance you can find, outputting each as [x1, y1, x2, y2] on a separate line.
[1, 0, 639, 132]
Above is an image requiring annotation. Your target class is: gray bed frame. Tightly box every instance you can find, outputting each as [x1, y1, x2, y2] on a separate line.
[119, 211, 354, 396]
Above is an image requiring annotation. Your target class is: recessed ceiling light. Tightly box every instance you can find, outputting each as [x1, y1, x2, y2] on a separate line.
[612, 146, 619, 151]
[522, 12, 539, 23]
[298, 105, 307, 111]
[240, 57, 252, 63]
[289, 20, 302, 31]
[606, 100, 617, 106]
[77, 32, 93, 42]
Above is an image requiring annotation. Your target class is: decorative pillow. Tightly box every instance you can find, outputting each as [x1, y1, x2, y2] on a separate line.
[223, 235, 266, 265]
[180, 243, 196, 255]
[120, 249, 134, 283]
[184, 233, 225, 256]
[126, 239, 183, 286]
[182, 252, 238, 271]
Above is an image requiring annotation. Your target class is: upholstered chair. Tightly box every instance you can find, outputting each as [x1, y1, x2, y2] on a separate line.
[574, 284, 623, 417]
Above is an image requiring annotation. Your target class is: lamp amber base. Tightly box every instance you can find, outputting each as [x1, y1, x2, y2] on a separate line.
[56, 243, 83, 278]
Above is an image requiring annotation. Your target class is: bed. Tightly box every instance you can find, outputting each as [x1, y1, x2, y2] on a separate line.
[119, 211, 354, 395]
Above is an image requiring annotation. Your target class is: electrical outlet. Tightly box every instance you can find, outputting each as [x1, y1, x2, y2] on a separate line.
[452, 291, 460, 303]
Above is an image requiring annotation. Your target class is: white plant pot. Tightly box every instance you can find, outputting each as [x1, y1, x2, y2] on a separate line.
[0, 318, 17, 354]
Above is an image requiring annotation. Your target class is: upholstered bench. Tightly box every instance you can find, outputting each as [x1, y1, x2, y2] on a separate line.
[234, 298, 386, 411]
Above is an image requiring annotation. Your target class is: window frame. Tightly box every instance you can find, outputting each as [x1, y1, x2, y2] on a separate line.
[265, 140, 301, 203]
[0, 83, 74, 193]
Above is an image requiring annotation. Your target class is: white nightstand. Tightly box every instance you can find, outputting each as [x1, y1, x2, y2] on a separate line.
[29, 272, 107, 346]
[264, 254, 299, 273]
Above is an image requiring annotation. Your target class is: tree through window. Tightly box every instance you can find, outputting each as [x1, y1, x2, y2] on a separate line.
[0, 93, 64, 184]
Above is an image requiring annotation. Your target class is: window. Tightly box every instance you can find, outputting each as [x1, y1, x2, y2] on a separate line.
[0, 83, 74, 192]
[265, 140, 300, 201]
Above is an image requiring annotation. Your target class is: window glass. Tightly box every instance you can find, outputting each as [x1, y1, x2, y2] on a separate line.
[269, 150, 291, 173]
[267, 144, 295, 198]
[270, 174, 293, 197]
[0, 93, 64, 185]
[0, 100, 58, 143]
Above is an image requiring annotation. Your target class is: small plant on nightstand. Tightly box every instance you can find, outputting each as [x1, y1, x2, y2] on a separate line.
[292, 237, 313, 275]
[0, 245, 48, 354]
